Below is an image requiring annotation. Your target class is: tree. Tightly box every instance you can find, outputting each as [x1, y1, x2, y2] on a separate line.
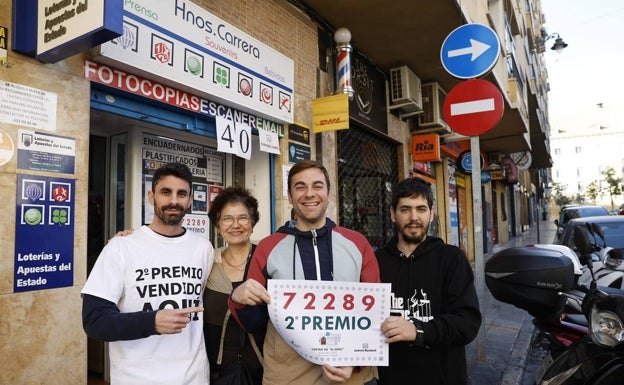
[552, 182, 572, 207]
[573, 193, 585, 204]
[586, 180, 600, 204]
[602, 166, 622, 209]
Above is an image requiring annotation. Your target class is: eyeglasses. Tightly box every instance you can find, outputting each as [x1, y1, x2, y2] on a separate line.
[220, 215, 251, 226]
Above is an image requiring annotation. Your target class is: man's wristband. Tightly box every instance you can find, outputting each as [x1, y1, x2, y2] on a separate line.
[409, 318, 426, 346]
[412, 322, 424, 342]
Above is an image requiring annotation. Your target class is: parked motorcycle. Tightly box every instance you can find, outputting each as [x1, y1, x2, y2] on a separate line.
[485, 225, 624, 384]
[529, 222, 624, 292]
[485, 243, 587, 361]
[536, 227, 624, 384]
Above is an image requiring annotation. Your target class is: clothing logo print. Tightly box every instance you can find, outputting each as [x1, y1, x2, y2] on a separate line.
[390, 289, 434, 322]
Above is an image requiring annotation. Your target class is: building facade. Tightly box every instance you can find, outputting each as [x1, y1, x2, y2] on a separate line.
[0, 0, 553, 383]
[551, 126, 624, 209]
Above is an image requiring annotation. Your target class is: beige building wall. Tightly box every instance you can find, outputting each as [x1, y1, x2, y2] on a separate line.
[0, 1, 91, 384]
[0, 0, 337, 383]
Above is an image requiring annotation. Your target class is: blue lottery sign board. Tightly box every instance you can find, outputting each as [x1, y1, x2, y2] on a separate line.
[14, 174, 75, 292]
[440, 24, 501, 79]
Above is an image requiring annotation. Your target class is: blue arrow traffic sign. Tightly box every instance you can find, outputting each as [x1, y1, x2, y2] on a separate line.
[440, 23, 501, 79]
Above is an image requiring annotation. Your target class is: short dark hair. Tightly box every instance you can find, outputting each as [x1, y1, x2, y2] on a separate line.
[391, 177, 434, 210]
[208, 186, 259, 227]
[152, 162, 193, 192]
[288, 160, 331, 192]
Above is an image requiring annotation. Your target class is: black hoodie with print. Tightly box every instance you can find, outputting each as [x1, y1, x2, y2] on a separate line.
[376, 235, 481, 385]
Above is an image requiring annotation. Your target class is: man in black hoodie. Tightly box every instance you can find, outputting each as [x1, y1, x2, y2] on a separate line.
[378, 177, 481, 385]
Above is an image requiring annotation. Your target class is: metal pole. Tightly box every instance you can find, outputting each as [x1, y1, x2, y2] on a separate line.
[470, 136, 486, 362]
[536, 169, 541, 243]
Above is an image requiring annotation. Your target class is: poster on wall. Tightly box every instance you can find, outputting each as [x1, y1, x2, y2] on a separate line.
[209, 185, 224, 206]
[143, 174, 154, 224]
[206, 150, 225, 183]
[17, 129, 75, 174]
[14, 174, 75, 292]
[448, 162, 459, 247]
[0, 25, 7, 65]
[0, 81, 57, 131]
[192, 183, 208, 214]
[288, 142, 310, 164]
[457, 183, 468, 255]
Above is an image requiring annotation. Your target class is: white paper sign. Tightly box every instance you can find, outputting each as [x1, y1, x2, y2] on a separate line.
[183, 213, 209, 239]
[0, 81, 57, 131]
[258, 128, 281, 155]
[267, 279, 390, 366]
[216, 115, 251, 159]
[236, 122, 252, 160]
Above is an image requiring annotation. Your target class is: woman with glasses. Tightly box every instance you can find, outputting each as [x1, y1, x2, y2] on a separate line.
[204, 186, 264, 385]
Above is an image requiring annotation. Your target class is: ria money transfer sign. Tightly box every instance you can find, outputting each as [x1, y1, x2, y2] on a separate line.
[268, 279, 390, 366]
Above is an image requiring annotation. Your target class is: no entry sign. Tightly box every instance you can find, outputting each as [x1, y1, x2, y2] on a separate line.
[443, 79, 503, 136]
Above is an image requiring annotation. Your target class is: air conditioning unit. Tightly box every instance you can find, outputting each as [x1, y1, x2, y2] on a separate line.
[416, 82, 451, 134]
[388, 66, 423, 118]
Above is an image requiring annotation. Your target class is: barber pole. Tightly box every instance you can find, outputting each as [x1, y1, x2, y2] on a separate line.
[334, 28, 354, 99]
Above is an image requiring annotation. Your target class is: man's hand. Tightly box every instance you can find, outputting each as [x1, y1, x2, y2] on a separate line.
[381, 316, 417, 343]
[155, 307, 203, 334]
[322, 365, 354, 384]
[231, 278, 271, 305]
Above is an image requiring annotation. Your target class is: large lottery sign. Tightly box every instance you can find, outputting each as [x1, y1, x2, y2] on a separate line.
[268, 279, 390, 366]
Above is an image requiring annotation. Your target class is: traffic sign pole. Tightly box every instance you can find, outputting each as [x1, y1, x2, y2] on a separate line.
[471, 137, 486, 363]
[440, 24, 502, 364]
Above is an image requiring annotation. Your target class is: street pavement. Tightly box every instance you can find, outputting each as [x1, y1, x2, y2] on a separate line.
[466, 219, 558, 385]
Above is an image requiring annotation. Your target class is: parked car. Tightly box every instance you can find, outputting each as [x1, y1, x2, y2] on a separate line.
[554, 204, 578, 225]
[556, 215, 624, 253]
[619, 204, 624, 215]
[554, 205, 609, 242]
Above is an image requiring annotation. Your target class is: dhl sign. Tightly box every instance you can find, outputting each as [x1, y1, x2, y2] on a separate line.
[312, 94, 350, 133]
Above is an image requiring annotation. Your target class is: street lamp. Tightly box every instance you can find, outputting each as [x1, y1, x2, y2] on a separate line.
[544, 32, 568, 53]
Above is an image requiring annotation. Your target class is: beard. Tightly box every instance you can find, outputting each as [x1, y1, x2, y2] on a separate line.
[399, 221, 430, 245]
[154, 204, 186, 225]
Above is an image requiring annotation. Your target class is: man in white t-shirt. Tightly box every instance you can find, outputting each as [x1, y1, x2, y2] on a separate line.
[82, 162, 214, 385]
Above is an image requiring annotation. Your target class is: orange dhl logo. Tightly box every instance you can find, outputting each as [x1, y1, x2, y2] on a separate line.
[319, 117, 347, 125]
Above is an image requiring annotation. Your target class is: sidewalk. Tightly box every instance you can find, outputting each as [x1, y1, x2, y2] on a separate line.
[466, 219, 557, 385]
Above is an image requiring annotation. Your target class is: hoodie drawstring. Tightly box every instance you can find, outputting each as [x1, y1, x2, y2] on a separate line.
[292, 233, 299, 279]
[290, 226, 334, 281]
[311, 229, 322, 281]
